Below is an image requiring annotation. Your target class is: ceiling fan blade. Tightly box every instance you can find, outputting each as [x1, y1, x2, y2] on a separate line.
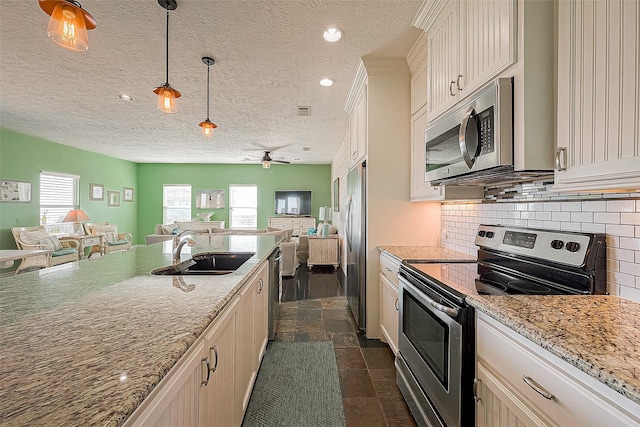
[272, 160, 291, 164]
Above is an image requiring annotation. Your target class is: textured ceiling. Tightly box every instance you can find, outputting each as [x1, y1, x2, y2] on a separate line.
[0, 0, 422, 165]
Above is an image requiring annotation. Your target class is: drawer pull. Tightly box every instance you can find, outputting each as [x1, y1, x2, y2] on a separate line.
[394, 298, 399, 311]
[473, 378, 481, 402]
[522, 375, 554, 400]
[385, 267, 392, 272]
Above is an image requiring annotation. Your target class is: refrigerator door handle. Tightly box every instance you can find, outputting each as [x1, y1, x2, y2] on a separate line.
[346, 195, 353, 250]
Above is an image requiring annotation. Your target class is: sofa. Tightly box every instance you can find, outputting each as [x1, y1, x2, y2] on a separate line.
[146, 224, 300, 277]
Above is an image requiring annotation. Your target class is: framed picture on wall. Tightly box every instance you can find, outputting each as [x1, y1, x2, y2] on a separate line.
[107, 191, 120, 207]
[90, 183, 104, 201]
[0, 180, 32, 202]
[123, 187, 134, 202]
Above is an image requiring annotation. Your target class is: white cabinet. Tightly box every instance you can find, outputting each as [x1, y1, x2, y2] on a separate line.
[307, 236, 340, 270]
[201, 297, 238, 426]
[407, 36, 484, 202]
[235, 262, 269, 418]
[268, 217, 315, 236]
[125, 261, 270, 427]
[476, 312, 640, 427]
[348, 85, 368, 167]
[554, 0, 640, 192]
[418, 0, 516, 122]
[379, 252, 400, 355]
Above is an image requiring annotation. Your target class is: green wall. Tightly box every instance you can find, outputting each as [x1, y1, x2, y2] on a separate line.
[0, 128, 332, 249]
[0, 128, 138, 249]
[137, 163, 331, 239]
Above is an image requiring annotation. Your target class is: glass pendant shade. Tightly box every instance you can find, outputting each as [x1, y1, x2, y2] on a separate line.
[199, 119, 217, 137]
[262, 160, 271, 169]
[153, 83, 181, 114]
[40, 0, 96, 52]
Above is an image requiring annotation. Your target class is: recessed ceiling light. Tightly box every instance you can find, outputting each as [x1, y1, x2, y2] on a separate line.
[119, 94, 134, 101]
[323, 28, 342, 42]
[320, 78, 334, 87]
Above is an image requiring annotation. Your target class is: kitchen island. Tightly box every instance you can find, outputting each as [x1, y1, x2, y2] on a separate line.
[0, 234, 280, 426]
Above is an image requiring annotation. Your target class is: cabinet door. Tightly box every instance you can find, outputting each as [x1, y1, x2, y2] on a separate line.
[459, 0, 516, 99]
[426, 1, 460, 121]
[475, 363, 549, 427]
[201, 298, 238, 427]
[379, 274, 399, 355]
[411, 54, 428, 114]
[350, 86, 368, 166]
[254, 263, 269, 366]
[235, 276, 256, 417]
[555, 0, 640, 192]
[410, 105, 445, 201]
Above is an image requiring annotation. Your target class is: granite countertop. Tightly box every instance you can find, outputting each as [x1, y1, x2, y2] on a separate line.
[0, 234, 280, 426]
[378, 246, 476, 263]
[467, 295, 640, 406]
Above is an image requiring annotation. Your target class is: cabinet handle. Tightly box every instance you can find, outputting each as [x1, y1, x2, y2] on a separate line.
[385, 267, 392, 272]
[522, 375, 554, 400]
[201, 357, 211, 386]
[210, 345, 219, 374]
[449, 80, 456, 97]
[394, 298, 399, 311]
[456, 74, 463, 91]
[258, 278, 264, 294]
[555, 147, 567, 171]
[473, 378, 481, 402]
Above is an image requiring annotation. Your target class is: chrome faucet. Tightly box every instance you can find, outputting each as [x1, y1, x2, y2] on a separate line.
[173, 237, 196, 264]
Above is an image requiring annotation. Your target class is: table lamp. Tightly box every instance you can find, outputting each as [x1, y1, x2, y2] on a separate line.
[63, 209, 90, 235]
[318, 206, 331, 236]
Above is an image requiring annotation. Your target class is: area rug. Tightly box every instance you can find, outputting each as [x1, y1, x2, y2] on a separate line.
[242, 341, 346, 427]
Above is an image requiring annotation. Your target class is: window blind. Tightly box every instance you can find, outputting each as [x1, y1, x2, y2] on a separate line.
[39, 171, 80, 225]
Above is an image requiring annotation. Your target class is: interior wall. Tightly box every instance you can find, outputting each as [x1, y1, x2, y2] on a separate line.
[136, 163, 332, 239]
[0, 128, 138, 249]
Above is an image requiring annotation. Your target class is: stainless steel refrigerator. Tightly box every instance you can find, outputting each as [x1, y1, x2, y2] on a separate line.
[346, 161, 366, 331]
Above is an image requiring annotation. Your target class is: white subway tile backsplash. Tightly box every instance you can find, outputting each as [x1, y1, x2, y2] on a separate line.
[607, 200, 636, 212]
[582, 200, 607, 212]
[593, 212, 621, 224]
[441, 197, 640, 303]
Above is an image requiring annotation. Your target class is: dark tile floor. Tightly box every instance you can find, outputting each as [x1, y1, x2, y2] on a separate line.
[275, 264, 417, 427]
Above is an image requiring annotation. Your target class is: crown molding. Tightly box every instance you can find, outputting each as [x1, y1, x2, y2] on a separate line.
[412, 0, 448, 31]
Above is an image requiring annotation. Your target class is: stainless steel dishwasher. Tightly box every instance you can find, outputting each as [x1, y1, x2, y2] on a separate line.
[268, 248, 282, 340]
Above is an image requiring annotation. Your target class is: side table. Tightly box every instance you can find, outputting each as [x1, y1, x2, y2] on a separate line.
[61, 235, 104, 259]
[307, 235, 340, 270]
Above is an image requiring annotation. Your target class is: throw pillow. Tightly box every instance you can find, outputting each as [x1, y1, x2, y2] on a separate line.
[20, 229, 50, 246]
[39, 236, 63, 251]
[93, 225, 118, 243]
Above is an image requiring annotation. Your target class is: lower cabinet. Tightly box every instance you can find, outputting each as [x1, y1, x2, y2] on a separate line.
[307, 236, 340, 270]
[475, 312, 640, 427]
[124, 261, 270, 427]
[379, 252, 400, 355]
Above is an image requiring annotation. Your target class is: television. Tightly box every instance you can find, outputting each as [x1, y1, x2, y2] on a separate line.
[274, 190, 312, 216]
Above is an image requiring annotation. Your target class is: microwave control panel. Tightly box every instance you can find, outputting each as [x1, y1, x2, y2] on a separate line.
[478, 106, 494, 155]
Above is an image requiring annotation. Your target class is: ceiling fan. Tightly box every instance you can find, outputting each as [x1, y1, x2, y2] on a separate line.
[261, 151, 290, 169]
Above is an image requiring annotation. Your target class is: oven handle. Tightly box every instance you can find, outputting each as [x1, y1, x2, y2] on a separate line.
[400, 276, 460, 318]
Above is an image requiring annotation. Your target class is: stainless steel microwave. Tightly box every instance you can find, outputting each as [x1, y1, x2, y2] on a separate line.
[424, 77, 513, 184]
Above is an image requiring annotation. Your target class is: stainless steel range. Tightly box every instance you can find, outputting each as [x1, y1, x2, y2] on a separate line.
[396, 225, 606, 427]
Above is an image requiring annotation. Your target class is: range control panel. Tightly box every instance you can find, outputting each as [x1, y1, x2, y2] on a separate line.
[475, 225, 596, 267]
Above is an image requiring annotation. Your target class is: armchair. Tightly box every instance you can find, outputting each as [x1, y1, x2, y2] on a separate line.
[11, 226, 81, 273]
[84, 221, 132, 255]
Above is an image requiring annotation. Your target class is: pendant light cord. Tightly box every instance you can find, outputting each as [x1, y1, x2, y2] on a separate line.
[165, 9, 169, 85]
[206, 64, 210, 120]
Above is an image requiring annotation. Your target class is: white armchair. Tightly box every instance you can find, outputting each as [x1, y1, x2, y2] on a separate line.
[84, 222, 132, 255]
[11, 226, 80, 273]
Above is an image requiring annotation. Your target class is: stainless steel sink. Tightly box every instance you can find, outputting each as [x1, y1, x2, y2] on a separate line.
[151, 252, 255, 275]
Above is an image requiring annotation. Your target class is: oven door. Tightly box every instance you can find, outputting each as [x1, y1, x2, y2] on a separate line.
[398, 275, 462, 427]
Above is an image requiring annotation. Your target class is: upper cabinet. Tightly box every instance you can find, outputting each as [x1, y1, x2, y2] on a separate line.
[554, 0, 640, 192]
[347, 76, 368, 168]
[416, 0, 516, 122]
[407, 31, 484, 201]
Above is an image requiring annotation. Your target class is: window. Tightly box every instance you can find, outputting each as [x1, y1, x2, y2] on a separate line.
[40, 171, 79, 234]
[229, 185, 257, 229]
[163, 185, 191, 225]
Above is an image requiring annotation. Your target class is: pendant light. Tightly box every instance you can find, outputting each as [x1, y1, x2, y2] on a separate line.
[39, 0, 96, 52]
[199, 57, 218, 137]
[153, 0, 181, 114]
